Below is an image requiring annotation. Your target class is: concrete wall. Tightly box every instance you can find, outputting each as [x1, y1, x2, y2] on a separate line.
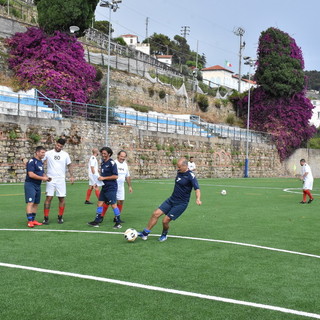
[0, 113, 284, 183]
[0, 15, 30, 38]
[284, 148, 320, 178]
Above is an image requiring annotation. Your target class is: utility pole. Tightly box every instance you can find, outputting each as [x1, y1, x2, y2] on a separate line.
[234, 27, 245, 93]
[145, 17, 149, 42]
[180, 26, 190, 39]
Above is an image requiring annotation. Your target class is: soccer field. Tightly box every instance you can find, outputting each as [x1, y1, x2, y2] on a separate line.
[0, 178, 319, 320]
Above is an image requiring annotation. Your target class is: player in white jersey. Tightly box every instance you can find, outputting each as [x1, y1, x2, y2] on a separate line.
[188, 156, 196, 172]
[84, 148, 100, 204]
[299, 159, 314, 204]
[43, 138, 74, 224]
[101, 150, 132, 222]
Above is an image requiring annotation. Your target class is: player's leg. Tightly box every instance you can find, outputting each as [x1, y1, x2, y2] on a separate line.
[43, 179, 55, 224]
[110, 195, 122, 229]
[88, 187, 106, 227]
[158, 202, 188, 242]
[94, 185, 100, 199]
[138, 206, 166, 240]
[56, 180, 67, 223]
[305, 189, 314, 203]
[85, 185, 94, 204]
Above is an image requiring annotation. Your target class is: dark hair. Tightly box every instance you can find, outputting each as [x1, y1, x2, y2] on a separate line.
[57, 138, 66, 145]
[35, 146, 46, 152]
[300, 159, 306, 162]
[100, 147, 113, 156]
[117, 150, 127, 156]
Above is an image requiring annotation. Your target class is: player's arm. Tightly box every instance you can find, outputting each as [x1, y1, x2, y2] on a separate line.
[195, 188, 202, 205]
[90, 166, 95, 175]
[67, 163, 75, 184]
[126, 176, 133, 193]
[28, 171, 51, 182]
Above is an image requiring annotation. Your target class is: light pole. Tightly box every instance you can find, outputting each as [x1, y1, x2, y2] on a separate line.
[100, 0, 122, 146]
[234, 27, 245, 93]
[243, 57, 256, 178]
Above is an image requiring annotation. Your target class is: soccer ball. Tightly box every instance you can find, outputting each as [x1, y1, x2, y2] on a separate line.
[124, 228, 138, 242]
[221, 189, 227, 196]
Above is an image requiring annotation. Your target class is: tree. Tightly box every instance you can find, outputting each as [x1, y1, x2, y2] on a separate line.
[93, 20, 113, 35]
[143, 33, 171, 55]
[234, 27, 316, 160]
[35, 0, 99, 35]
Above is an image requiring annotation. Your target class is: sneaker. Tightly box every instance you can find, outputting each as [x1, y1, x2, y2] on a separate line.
[308, 199, 314, 204]
[84, 200, 93, 204]
[158, 235, 168, 242]
[32, 220, 43, 226]
[299, 201, 306, 204]
[113, 217, 125, 223]
[42, 217, 49, 225]
[27, 221, 34, 228]
[87, 220, 100, 227]
[138, 232, 148, 241]
[58, 215, 64, 224]
[113, 223, 122, 229]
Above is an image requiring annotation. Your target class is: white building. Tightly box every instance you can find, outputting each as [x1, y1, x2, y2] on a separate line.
[156, 55, 173, 66]
[201, 65, 256, 92]
[120, 34, 150, 55]
[310, 99, 320, 128]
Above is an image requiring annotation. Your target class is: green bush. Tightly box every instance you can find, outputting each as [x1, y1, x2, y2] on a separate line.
[308, 138, 320, 149]
[226, 114, 235, 126]
[148, 87, 155, 97]
[196, 94, 209, 112]
[130, 104, 152, 113]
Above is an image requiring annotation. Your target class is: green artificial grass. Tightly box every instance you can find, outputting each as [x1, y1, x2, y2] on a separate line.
[0, 178, 319, 320]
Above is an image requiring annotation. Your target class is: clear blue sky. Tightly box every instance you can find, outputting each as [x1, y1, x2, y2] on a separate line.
[95, 0, 319, 72]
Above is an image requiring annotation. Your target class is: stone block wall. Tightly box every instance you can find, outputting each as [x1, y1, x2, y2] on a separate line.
[0, 113, 283, 183]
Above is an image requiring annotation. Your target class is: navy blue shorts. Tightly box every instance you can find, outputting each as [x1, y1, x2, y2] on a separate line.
[99, 188, 117, 205]
[24, 182, 41, 204]
[159, 198, 188, 221]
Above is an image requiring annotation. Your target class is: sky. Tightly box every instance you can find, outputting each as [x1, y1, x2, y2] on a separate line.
[95, 0, 320, 73]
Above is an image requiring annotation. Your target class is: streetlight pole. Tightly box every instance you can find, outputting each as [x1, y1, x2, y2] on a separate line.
[243, 57, 256, 178]
[234, 27, 245, 93]
[100, 0, 122, 146]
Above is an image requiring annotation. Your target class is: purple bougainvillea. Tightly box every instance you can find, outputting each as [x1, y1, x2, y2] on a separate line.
[5, 27, 100, 103]
[236, 27, 316, 160]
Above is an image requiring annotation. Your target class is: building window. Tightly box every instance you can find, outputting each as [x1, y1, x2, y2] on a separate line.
[130, 39, 133, 44]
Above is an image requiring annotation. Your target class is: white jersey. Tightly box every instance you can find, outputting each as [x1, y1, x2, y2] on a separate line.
[188, 161, 196, 171]
[301, 163, 313, 190]
[88, 155, 99, 176]
[115, 159, 130, 185]
[44, 149, 71, 179]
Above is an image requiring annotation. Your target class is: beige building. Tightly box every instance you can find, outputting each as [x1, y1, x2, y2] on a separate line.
[120, 34, 150, 55]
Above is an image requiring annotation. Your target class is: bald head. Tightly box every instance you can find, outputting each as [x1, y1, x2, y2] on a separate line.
[92, 148, 99, 156]
[177, 158, 188, 173]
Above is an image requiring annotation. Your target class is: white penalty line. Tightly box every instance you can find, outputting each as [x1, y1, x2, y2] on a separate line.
[1, 229, 320, 260]
[0, 262, 320, 319]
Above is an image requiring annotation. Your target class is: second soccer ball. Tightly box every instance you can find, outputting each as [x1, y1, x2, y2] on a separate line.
[221, 190, 227, 196]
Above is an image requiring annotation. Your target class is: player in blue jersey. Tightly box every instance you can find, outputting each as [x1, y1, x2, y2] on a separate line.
[87, 147, 123, 229]
[24, 146, 51, 228]
[138, 157, 201, 242]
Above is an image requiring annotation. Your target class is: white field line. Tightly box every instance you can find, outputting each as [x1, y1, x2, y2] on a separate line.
[1, 228, 320, 260]
[0, 262, 320, 319]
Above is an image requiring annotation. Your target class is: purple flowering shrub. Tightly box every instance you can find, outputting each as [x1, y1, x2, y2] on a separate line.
[236, 28, 316, 160]
[5, 27, 100, 104]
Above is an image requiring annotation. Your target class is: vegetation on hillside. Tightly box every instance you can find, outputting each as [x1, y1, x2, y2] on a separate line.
[232, 27, 316, 160]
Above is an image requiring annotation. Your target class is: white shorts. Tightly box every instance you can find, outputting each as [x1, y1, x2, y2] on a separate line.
[303, 179, 313, 190]
[46, 178, 66, 197]
[89, 174, 96, 186]
[116, 184, 125, 201]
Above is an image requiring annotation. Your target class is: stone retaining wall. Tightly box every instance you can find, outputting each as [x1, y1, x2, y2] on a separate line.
[0, 114, 283, 183]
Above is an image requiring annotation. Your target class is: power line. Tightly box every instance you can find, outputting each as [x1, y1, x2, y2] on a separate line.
[180, 26, 190, 39]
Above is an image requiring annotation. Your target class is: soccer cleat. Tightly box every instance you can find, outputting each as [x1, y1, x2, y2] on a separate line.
[113, 217, 125, 223]
[308, 199, 314, 204]
[299, 201, 306, 204]
[113, 223, 122, 229]
[32, 220, 43, 226]
[158, 235, 168, 242]
[84, 200, 93, 204]
[27, 221, 34, 228]
[138, 232, 148, 241]
[87, 220, 100, 227]
[57, 215, 64, 224]
[42, 217, 49, 225]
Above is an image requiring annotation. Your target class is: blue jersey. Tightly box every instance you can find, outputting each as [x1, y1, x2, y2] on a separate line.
[25, 157, 44, 185]
[170, 170, 200, 203]
[100, 158, 118, 191]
